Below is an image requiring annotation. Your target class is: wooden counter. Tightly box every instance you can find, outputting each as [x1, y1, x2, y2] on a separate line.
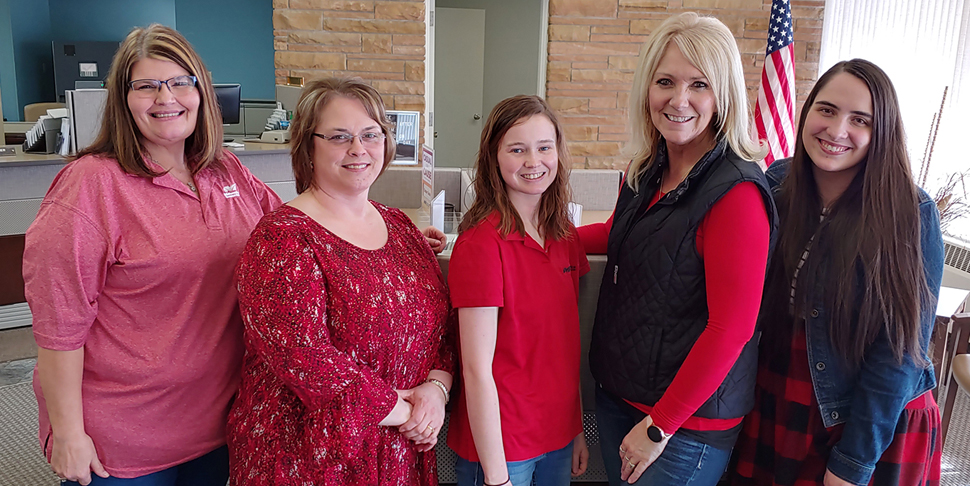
[0, 140, 290, 165]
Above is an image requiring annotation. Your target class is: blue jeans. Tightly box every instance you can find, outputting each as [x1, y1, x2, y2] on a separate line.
[66, 445, 228, 486]
[455, 439, 574, 486]
[594, 386, 731, 486]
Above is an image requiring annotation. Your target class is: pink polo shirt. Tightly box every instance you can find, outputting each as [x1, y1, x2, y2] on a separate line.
[23, 151, 281, 478]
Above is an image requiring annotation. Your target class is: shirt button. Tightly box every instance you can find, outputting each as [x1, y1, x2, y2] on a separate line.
[816, 362, 826, 371]
[811, 309, 819, 318]
[831, 411, 840, 420]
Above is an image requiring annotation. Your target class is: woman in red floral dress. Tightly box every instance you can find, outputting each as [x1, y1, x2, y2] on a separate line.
[228, 78, 454, 485]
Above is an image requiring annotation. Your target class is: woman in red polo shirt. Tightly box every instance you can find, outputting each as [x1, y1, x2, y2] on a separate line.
[446, 95, 589, 486]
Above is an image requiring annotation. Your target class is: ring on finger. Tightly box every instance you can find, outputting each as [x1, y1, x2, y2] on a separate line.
[426, 424, 435, 433]
[628, 459, 636, 469]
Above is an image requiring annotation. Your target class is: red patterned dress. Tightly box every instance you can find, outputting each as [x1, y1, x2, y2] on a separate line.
[228, 203, 455, 486]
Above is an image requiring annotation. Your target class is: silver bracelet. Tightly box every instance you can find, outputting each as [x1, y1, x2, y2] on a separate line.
[425, 378, 449, 404]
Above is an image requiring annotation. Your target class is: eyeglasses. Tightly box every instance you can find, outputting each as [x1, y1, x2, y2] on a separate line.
[128, 75, 198, 98]
[313, 132, 386, 146]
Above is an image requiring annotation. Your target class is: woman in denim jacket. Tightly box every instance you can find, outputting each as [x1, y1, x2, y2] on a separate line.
[731, 59, 945, 486]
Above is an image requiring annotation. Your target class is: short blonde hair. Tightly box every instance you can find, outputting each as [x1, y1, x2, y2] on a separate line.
[78, 24, 224, 177]
[626, 12, 765, 190]
[289, 77, 396, 194]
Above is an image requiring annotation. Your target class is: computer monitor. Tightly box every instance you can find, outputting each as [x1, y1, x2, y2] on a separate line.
[213, 84, 241, 125]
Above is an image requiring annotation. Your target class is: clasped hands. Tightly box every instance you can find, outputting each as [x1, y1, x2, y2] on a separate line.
[395, 383, 447, 452]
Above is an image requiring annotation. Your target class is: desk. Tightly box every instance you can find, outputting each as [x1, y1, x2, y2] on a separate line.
[934, 287, 970, 447]
[0, 145, 69, 167]
[935, 287, 970, 386]
[3, 121, 35, 146]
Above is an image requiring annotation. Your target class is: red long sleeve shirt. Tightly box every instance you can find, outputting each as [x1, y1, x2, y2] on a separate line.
[578, 181, 769, 433]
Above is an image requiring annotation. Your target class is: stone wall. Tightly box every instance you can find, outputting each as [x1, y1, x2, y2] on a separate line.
[272, 0, 427, 142]
[547, 0, 824, 169]
[272, 0, 825, 167]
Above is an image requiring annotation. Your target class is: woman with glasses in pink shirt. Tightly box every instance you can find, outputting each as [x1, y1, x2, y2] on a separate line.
[23, 24, 281, 485]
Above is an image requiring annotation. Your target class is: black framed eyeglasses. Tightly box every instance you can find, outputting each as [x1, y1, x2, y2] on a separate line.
[128, 75, 198, 97]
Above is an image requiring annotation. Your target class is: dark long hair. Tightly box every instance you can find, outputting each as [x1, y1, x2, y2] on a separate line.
[772, 59, 928, 367]
[459, 95, 573, 241]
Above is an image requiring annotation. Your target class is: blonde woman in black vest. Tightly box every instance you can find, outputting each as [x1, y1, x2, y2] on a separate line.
[577, 12, 776, 485]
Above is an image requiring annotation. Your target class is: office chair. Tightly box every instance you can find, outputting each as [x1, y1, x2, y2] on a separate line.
[23, 102, 65, 122]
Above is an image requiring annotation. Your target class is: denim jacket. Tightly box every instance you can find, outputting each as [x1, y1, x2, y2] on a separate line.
[765, 159, 945, 485]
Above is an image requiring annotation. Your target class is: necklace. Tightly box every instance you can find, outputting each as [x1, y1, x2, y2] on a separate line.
[148, 154, 197, 193]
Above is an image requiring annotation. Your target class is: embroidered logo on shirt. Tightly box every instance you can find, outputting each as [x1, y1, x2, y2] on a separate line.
[563, 265, 577, 273]
[223, 183, 240, 199]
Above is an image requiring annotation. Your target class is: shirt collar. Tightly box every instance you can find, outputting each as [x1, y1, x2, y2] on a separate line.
[485, 210, 548, 252]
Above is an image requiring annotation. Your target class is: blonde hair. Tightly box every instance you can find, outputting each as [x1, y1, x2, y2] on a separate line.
[78, 23, 224, 177]
[626, 12, 765, 191]
[289, 77, 396, 194]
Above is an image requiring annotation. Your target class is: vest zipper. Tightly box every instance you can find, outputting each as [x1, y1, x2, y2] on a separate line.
[613, 264, 618, 284]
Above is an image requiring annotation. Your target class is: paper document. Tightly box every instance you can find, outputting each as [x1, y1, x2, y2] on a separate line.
[431, 190, 446, 233]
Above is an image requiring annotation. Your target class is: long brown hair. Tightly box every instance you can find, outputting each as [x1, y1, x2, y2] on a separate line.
[459, 95, 573, 241]
[289, 77, 396, 194]
[774, 59, 928, 366]
[77, 24, 224, 176]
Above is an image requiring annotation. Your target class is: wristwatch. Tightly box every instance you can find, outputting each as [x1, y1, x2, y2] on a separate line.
[646, 421, 672, 443]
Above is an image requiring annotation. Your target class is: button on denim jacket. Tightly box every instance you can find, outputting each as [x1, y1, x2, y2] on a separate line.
[766, 159, 945, 485]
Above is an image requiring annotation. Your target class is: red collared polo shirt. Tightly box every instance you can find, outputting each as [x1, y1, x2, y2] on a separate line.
[447, 211, 589, 462]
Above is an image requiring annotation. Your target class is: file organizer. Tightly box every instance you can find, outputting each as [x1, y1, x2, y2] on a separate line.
[22, 118, 62, 154]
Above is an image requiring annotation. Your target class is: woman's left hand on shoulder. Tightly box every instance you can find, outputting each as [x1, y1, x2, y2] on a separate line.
[398, 382, 447, 450]
[619, 416, 669, 483]
[823, 469, 855, 486]
[422, 226, 447, 254]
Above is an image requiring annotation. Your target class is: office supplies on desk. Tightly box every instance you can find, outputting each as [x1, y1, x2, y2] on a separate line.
[259, 130, 290, 144]
[263, 103, 289, 131]
[47, 108, 69, 119]
[23, 117, 63, 154]
[56, 120, 72, 156]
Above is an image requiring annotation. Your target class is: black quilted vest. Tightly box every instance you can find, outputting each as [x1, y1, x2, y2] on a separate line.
[589, 141, 777, 420]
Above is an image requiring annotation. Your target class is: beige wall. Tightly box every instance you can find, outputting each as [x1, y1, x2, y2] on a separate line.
[547, 0, 823, 168]
[272, 0, 427, 141]
[272, 0, 824, 167]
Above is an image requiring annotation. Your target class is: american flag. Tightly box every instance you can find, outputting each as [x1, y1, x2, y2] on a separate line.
[755, 0, 796, 166]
